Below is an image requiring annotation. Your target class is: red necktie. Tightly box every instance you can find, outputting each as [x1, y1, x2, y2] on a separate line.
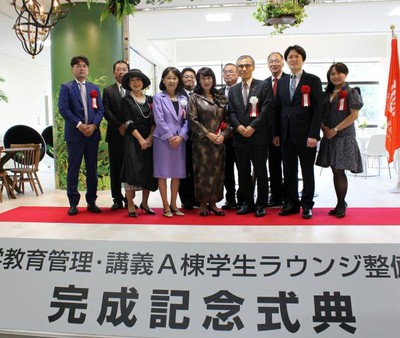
[273, 77, 278, 97]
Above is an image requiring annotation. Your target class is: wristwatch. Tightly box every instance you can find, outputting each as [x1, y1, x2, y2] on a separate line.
[334, 127, 338, 132]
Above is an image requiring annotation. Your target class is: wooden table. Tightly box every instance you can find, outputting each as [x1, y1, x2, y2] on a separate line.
[0, 147, 31, 199]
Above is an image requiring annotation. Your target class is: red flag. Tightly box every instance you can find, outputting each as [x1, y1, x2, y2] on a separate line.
[385, 36, 400, 163]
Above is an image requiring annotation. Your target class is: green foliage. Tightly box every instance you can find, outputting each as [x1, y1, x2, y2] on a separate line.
[0, 76, 8, 103]
[54, 75, 111, 191]
[253, 0, 310, 34]
[87, 0, 176, 25]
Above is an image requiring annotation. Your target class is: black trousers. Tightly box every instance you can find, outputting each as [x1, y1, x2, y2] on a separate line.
[268, 142, 285, 203]
[179, 139, 196, 205]
[235, 144, 269, 207]
[108, 137, 125, 203]
[281, 138, 316, 209]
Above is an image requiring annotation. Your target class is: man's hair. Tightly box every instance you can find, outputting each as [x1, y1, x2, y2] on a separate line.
[70, 56, 89, 67]
[181, 67, 196, 76]
[113, 60, 129, 72]
[284, 45, 306, 61]
[236, 55, 255, 66]
[267, 52, 284, 60]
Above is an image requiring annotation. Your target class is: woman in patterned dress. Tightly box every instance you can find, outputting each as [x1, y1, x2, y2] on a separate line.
[188, 67, 229, 216]
[316, 62, 364, 218]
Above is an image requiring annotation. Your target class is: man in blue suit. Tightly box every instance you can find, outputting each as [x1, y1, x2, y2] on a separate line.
[58, 56, 104, 215]
[273, 45, 322, 219]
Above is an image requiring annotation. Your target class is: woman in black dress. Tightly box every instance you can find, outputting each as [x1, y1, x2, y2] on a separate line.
[120, 69, 158, 217]
[316, 62, 363, 218]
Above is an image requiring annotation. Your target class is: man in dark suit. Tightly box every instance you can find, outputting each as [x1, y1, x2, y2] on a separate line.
[179, 67, 197, 210]
[228, 55, 273, 217]
[58, 56, 104, 215]
[102, 60, 129, 210]
[273, 45, 322, 219]
[220, 63, 242, 210]
[265, 52, 287, 207]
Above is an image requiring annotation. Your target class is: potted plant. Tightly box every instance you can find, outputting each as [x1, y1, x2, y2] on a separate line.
[253, 0, 311, 34]
[0, 77, 8, 103]
[87, 0, 175, 24]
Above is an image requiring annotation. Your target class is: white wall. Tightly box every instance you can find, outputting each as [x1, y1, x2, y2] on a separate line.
[0, 52, 52, 144]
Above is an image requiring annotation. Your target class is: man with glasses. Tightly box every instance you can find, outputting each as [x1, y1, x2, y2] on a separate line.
[179, 67, 197, 210]
[228, 55, 273, 217]
[220, 63, 242, 210]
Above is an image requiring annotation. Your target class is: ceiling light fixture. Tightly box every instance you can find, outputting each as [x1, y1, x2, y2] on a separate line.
[11, 0, 74, 58]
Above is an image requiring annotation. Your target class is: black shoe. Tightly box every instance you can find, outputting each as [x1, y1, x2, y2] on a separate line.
[68, 206, 78, 216]
[328, 207, 338, 216]
[221, 201, 237, 210]
[199, 210, 209, 216]
[302, 208, 313, 219]
[111, 202, 124, 211]
[255, 206, 266, 217]
[87, 204, 102, 213]
[207, 205, 225, 216]
[236, 204, 255, 215]
[182, 202, 194, 210]
[279, 205, 300, 216]
[335, 203, 347, 218]
[128, 211, 138, 218]
[140, 203, 156, 215]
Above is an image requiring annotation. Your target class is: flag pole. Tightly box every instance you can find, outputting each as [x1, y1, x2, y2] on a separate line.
[388, 25, 400, 193]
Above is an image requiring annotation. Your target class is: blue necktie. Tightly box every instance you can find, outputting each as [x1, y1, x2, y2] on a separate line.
[289, 75, 296, 100]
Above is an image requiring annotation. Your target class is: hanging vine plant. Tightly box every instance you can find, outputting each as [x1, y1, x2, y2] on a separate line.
[87, 0, 179, 25]
[253, 0, 311, 34]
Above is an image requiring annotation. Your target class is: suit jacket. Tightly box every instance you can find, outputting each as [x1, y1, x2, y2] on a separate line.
[274, 71, 322, 144]
[102, 83, 125, 143]
[58, 80, 104, 142]
[228, 79, 273, 147]
[152, 91, 189, 141]
[265, 73, 288, 142]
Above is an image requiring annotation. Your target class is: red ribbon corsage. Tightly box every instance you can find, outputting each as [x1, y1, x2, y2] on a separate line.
[338, 90, 347, 111]
[214, 121, 228, 135]
[90, 90, 98, 109]
[301, 85, 311, 107]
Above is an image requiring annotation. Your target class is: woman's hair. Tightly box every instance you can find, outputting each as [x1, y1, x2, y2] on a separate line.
[326, 62, 349, 93]
[193, 67, 217, 96]
[159, 67, 183, 93]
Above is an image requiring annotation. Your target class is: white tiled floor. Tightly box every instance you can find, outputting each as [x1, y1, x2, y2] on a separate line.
[1, 159, 400, 243]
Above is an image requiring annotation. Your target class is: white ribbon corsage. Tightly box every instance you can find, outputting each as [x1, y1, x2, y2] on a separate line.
[180, 98, 188, 118]
[249, 96, 259, 117]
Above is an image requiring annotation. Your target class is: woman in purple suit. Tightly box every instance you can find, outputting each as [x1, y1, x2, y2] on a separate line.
[153, 67, 189, 217]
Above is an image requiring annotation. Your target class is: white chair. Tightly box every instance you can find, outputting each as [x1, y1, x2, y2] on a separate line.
[361, 134, 391, 178]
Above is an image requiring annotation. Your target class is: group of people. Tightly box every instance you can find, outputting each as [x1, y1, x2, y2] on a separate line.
[58, 45, 363, 220]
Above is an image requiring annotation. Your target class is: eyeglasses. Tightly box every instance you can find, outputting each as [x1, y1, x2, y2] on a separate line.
[237, 64, 253, 69]
[183, 75, 195, 79]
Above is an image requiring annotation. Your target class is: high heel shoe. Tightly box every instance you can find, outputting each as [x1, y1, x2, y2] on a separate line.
[335, 203, 347, 218]
[207, 205, 225, 216]
[170, 206, 185, 216]
[328, 207, 338, 216]
[140, 203, 155, 215]
[329, 202, 347, 217]
[127, 205, 137, 218]
[199, 209, 209, 216]
[163, 209, 173, 218]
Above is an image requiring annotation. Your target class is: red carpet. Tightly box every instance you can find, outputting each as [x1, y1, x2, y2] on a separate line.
[0, 206, 398, 226]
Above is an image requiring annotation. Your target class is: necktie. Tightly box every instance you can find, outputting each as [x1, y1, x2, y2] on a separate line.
[273, 77, 278, 97]
[289, 75, 296, 100]
[242, 82, 248, 104]
[119, 85, 125, 97]
[79, 82, 88, 124]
